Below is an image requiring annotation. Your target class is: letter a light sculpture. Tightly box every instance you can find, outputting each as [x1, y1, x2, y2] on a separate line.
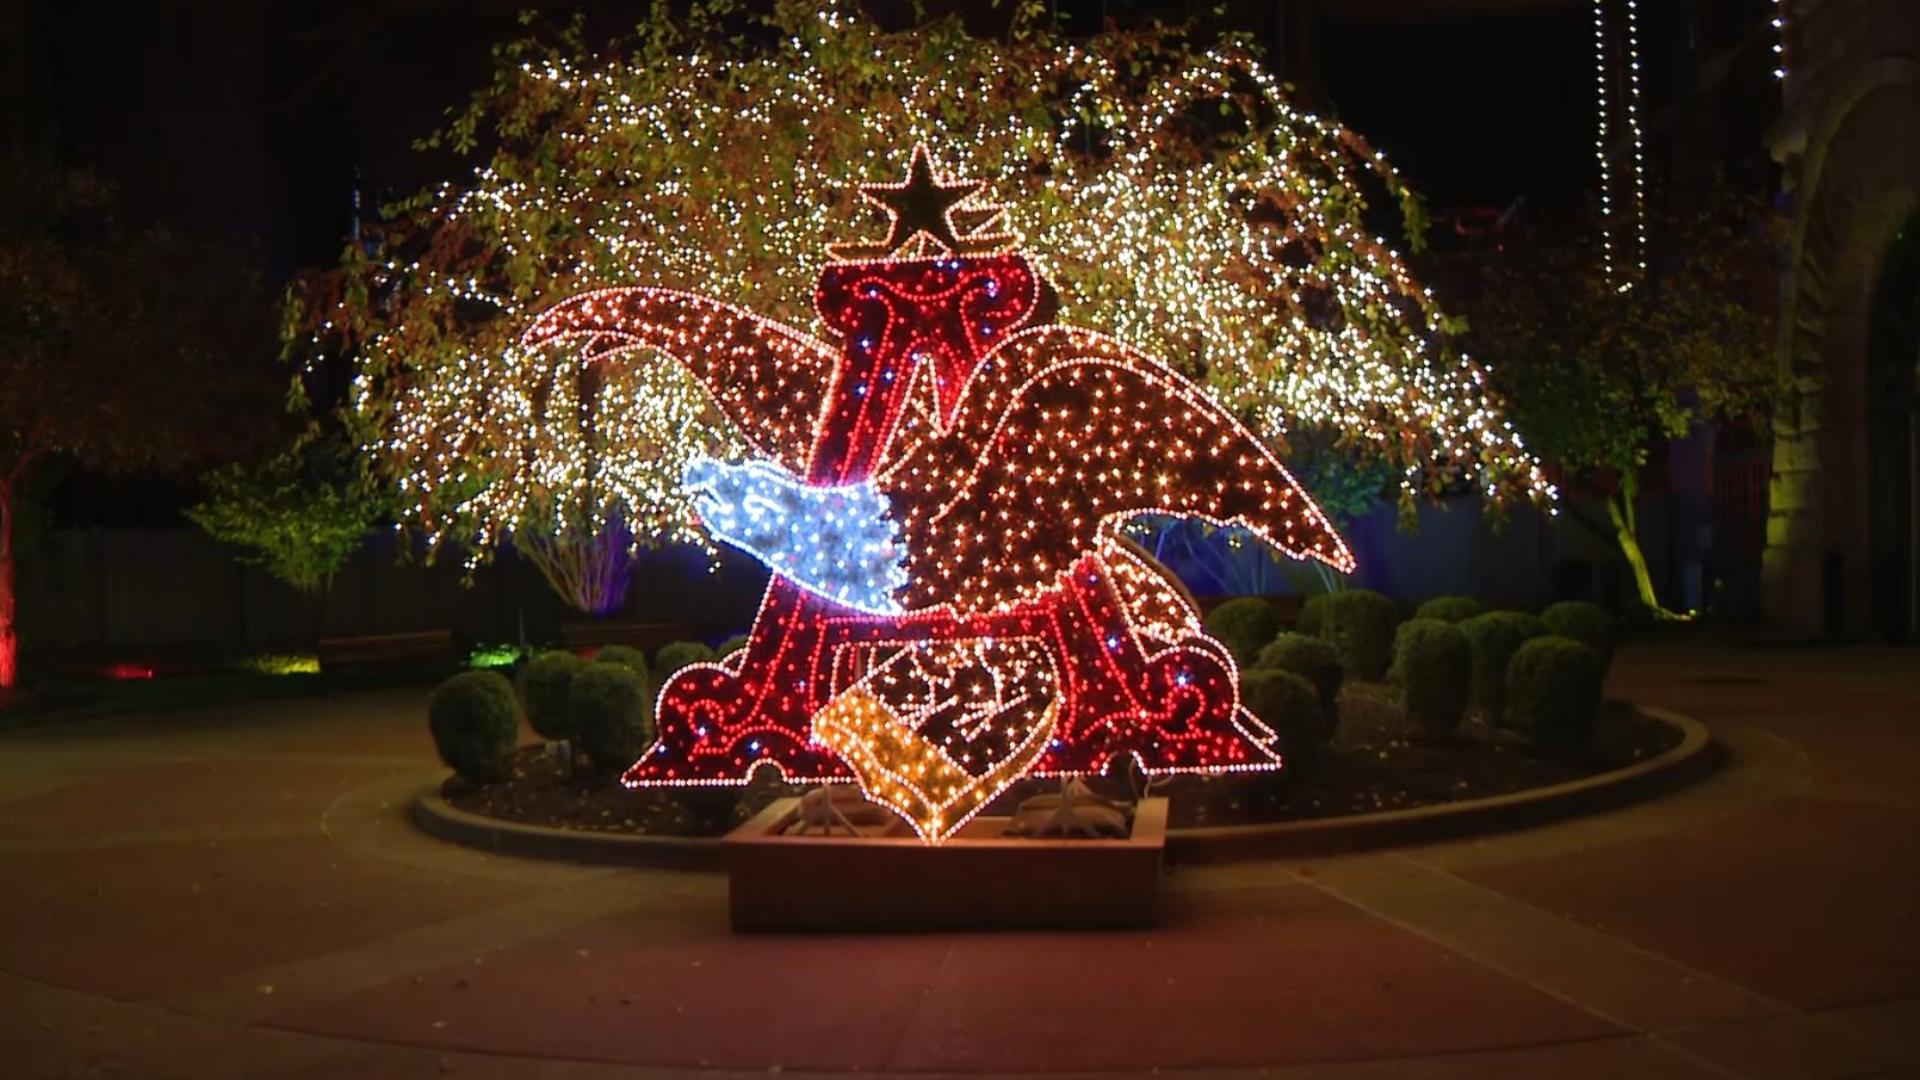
[519, 145, 1356, 842]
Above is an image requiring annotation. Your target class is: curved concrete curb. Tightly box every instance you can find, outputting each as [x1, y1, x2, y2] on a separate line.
[1166, 707, 1716, 863]
[413, 708, 1713, 869]
[411, 790, 720, 871]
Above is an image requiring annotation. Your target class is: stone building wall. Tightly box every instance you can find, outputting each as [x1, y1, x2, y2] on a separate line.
[1764, 0, 1920, 638]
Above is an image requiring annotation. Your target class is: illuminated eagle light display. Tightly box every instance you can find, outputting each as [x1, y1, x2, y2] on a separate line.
[519, 146, 1356, 842]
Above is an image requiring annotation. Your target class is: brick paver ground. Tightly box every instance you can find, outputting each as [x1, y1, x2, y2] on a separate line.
[1, 641, 1915, 1079]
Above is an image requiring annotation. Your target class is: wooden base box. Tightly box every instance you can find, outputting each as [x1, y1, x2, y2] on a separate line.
[723, 797, 1167, 931]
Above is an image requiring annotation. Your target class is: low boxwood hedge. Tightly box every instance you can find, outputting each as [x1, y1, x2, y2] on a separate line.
[1541, 601, 1615, 669]
[654, 640, 718, 682]
[1391, 618, 1472, 736]
[569, 661, 652, 773]
[1314, 589, 1398, 681]
[516, 650, 588, 742]
[1415, 595, 1485, 623]
[1204, 597, 1282, 668]
[1459, 610, 1549, 722]
[1506, 635, 1604, 756]
[429, 671, 521, 784]
[1240, 667, 1330, 773]
[592, 644, 649, 682]
[1253, 632, 1343, 726]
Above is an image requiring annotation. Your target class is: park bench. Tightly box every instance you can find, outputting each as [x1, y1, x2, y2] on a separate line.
[316, 629, 457, 675]
[557, 619, 694, 654]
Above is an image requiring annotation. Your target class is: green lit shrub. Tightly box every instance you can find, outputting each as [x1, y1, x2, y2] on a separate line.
[516, 650, 587, 742]
[1314, 589, 1398, 681]
[239, 653, 321, 676]
[1391, 618, 1472, 735]
[654, 640, 717, 681]
[1507, 635, 1604, 756]
[1253, 632, 1343, 725]
[569, 662, 652, 773]
[1204, 598, 1282, 667]
[429, 671, 520, 783]
[593, 644, 649, 682]
[1541, 601, 1615, 668]
[1459, 611, 1549, 721]
[717, 634, 750, 658]
[1415, 595, 1484, 623]
[1240, 667, 1330, 773]
[466, 643, 523, 670]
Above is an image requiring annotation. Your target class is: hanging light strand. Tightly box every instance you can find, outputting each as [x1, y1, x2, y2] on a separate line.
[1591, 0, 1618, 284]
[1622, 0, 1649, 281]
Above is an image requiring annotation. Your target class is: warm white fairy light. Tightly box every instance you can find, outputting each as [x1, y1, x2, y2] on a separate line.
[1622, 0, 1649, 278]
[811, 642, 1059, 844]
[1591, 0, 1618, 284]
[321, 4, 1552, 577]
[1771, 0, 1788, 81]
[1590, 0, 1648, 287]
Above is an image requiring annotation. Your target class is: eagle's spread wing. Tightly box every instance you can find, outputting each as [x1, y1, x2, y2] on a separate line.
[520, 288, 837, 475]
[885, 325, 1354, 613]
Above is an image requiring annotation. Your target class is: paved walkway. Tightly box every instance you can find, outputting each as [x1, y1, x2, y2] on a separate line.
[1, 640, 1916, 1079]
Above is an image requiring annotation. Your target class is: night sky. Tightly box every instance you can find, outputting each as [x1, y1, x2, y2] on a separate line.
[8, 1, 1640, 277]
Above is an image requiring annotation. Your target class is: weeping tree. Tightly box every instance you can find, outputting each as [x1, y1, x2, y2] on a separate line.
[293, 0, 1550, 613]
[1467, 187, 1782, 618]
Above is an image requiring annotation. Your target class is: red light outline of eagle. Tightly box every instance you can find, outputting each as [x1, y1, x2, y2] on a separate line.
[517, 147, 1355, 837]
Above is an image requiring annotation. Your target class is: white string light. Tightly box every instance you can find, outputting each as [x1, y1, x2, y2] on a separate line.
[323, 6, 1557, 579]
[1590, 0, 1648, 288]
[1591, 0, 1618, 284]
[1622, 0, 1649, 279]
[1771, 0, 1788, 81]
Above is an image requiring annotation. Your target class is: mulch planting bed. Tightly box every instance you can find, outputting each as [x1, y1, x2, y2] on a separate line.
[444, 683, 1682, 836]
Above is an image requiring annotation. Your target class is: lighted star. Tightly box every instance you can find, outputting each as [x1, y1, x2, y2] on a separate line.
[829, 144, 1016, 260]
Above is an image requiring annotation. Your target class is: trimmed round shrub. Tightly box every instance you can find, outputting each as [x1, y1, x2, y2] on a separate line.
[593, 644, 649, 683]
[1459, 610, 1549, 722]
[1391, 618, 1472, 736]
[1203, 597, 1282, 667]
[1253, 632, 1343, 725]
[429, 671, 520, 783]
[1542, 601, 1615, 669]
[654, 640, 717, 681]
[516, 650, 588, 741]
[1415, 595, 1485, 623]
[717, 634, 750, 658]
[1314, 589, 1398, 681]
[1297, 593, 1328, 636]
[1506, 635, 1604, 756]
[1240, 668, 1331, 773]
[569, 662, 652, 773]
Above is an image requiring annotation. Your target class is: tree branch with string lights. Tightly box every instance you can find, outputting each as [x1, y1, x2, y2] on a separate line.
[292, 0, 1552, 614]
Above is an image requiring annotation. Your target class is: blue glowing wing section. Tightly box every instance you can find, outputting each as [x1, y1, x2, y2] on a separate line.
[682, 456, 909, 615]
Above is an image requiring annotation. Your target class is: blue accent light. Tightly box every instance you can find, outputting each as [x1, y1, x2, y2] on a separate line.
[682, 455, 909, 616]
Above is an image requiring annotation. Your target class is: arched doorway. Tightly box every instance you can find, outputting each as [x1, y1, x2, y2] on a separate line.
[1867, 213, 1920, 641]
